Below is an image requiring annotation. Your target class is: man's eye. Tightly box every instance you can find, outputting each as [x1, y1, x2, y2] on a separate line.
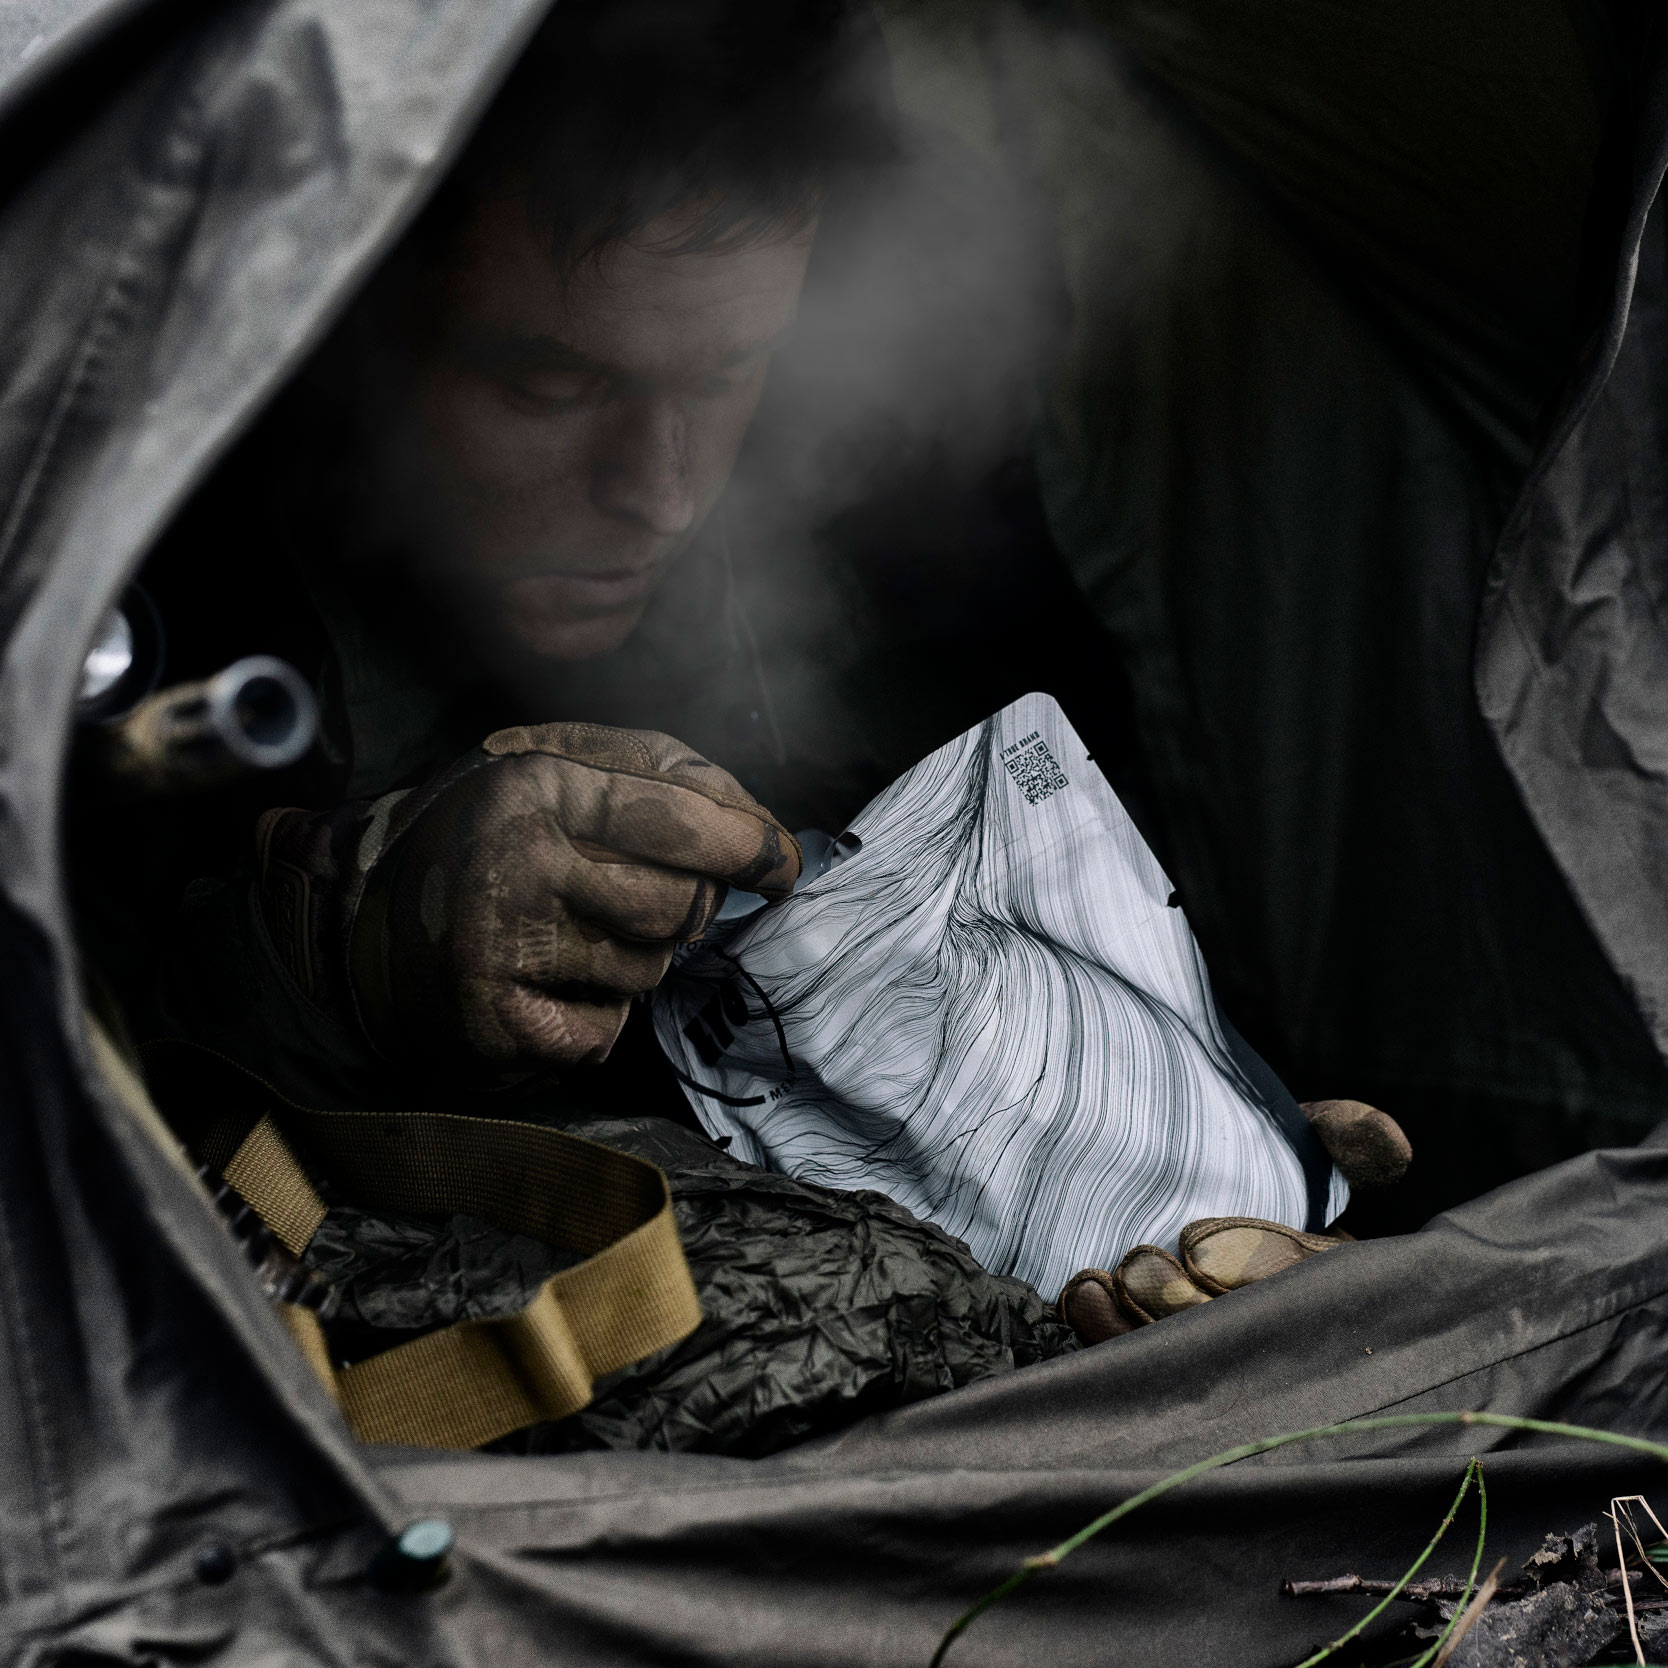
[503, 373, 604, 413]
[693, 370, 760, 401]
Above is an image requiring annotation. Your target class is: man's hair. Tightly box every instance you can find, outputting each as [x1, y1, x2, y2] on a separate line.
[419, 0, 895, 272]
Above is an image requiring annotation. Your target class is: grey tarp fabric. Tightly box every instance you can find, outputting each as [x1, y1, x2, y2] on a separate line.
[1477, 63, 1668, 1084]
[979, 3, 1668, 1233]
[7, 2, 1668, 1665]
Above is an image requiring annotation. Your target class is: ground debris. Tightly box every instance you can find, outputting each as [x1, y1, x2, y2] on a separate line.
[1287, 1522, 1668, 1668]
[1523, 1524, 1607, 1593]
[1418, 1581, 1620, 1668]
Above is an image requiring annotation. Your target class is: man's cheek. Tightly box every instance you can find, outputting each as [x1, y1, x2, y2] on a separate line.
[421, 374, 592, 495]
[690, 382, 769, 498]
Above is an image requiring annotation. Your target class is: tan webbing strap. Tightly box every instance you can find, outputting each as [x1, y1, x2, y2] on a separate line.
[277, 1302, 338, 1394]
[223, 1115, 327, 1255]
[331, 1282, 591, 1447]
[148, 1042, 702, 1451]
[266, 1106, 701, 1447]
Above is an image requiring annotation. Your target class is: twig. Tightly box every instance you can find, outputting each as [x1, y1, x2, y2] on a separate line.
[1429, 1557, 1506, 1668]
[1284, 1566, 1644, 1602]
[1616, 1504, 1647, 1667]
[1613, 1496, 1668, 1595]
[1628, 1496, 1668, 1560]
[1409, 1469, 1489, 1668]
[1289, 1460, 1479, 1668]
[1285, 1575, 1516, 1602]
[928, 1412, 1668, 1668]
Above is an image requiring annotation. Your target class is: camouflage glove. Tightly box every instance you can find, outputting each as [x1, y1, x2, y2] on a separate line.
[257, 722, 800, 1074]
[1059, 1099, 1411, 1343]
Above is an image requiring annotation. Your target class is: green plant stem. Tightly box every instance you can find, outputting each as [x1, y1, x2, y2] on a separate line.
[929, 1412, 1668, 1668]
[1291, 1458, 1480, 1668]
[1408, 1463, 1489, 1668]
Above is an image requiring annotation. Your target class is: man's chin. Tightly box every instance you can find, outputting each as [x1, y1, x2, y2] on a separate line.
[497, 602, 648, 661]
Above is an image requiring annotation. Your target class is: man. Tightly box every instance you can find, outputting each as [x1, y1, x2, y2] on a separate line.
[114, 0, 1091, 1112]
[79, 0, 1394, 1397]
[250, 155, 826, 1077]
[62, 0, 1100, 1456]
[116, 0, 882, 1099]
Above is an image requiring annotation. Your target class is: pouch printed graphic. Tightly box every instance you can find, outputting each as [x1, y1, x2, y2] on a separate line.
[653, 692, 1346, 1297]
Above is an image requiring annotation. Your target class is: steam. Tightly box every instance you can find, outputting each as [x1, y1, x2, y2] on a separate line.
[517, 5, 1064, 832]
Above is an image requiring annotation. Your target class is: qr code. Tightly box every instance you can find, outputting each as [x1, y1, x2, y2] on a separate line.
[1003, 739, 1069, 805]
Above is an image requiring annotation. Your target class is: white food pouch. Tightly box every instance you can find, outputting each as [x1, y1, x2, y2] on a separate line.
[653, 693, 1346, 1298]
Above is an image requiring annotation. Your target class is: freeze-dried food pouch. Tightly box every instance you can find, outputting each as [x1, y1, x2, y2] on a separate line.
[654, 692, 1345, 1298]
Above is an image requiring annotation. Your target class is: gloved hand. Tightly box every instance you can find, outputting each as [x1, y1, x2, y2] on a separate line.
[1058, 1099, 1410, 1343]
[257, 722, 800, 1073]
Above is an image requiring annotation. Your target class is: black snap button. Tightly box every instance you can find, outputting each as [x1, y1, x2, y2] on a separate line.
[194, 1539, 237, 1585]
[369, 1518, 454, 1592]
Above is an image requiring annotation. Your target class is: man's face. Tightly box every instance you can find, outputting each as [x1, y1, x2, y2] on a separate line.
[373, 200, 814, 660]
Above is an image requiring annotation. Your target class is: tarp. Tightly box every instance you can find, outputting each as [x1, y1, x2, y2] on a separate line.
[6, 2, 1668, 1663]
[991, 1, 1668, 1228]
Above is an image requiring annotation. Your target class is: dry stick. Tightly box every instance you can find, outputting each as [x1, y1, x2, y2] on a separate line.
[1408, 1468, 1490, 1668]
[1633, 1495, 1668, 1562]
[1430, 1557, 1507, 1668]
[928, 1412, 1668, 1668]
[1615, 1496, 1668, 1594]
[1616, 1505, 1648, 1668]
[1609, 1494, 1668, 1668]
[1288, 1459, 1480, 1668]
[1286, 1576, 1486, 1600]
[1285, 1567, 1646, 1602]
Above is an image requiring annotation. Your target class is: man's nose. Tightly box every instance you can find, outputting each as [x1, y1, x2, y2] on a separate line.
[590, 395, 698, 537]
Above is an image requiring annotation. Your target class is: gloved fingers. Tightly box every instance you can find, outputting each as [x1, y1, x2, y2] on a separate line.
[550, 756, 799, 897]
[1115, 1244, 1212, 1324]
[358, 726, 799, 1074]
[396, 791, 728, 946]
[555, 843, 727, 943]
[479, 981, 632, 1068]
[1061, 1217, 1350, 1344]
[1301, 1099, 1412, 1186]
[505, 914, 676, 999]
[485, 721, 754, 801]
[494, 748, 801, 898]
[1179, 1217, 1342, 1296]
[1057, 1269, 1134, 1343]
